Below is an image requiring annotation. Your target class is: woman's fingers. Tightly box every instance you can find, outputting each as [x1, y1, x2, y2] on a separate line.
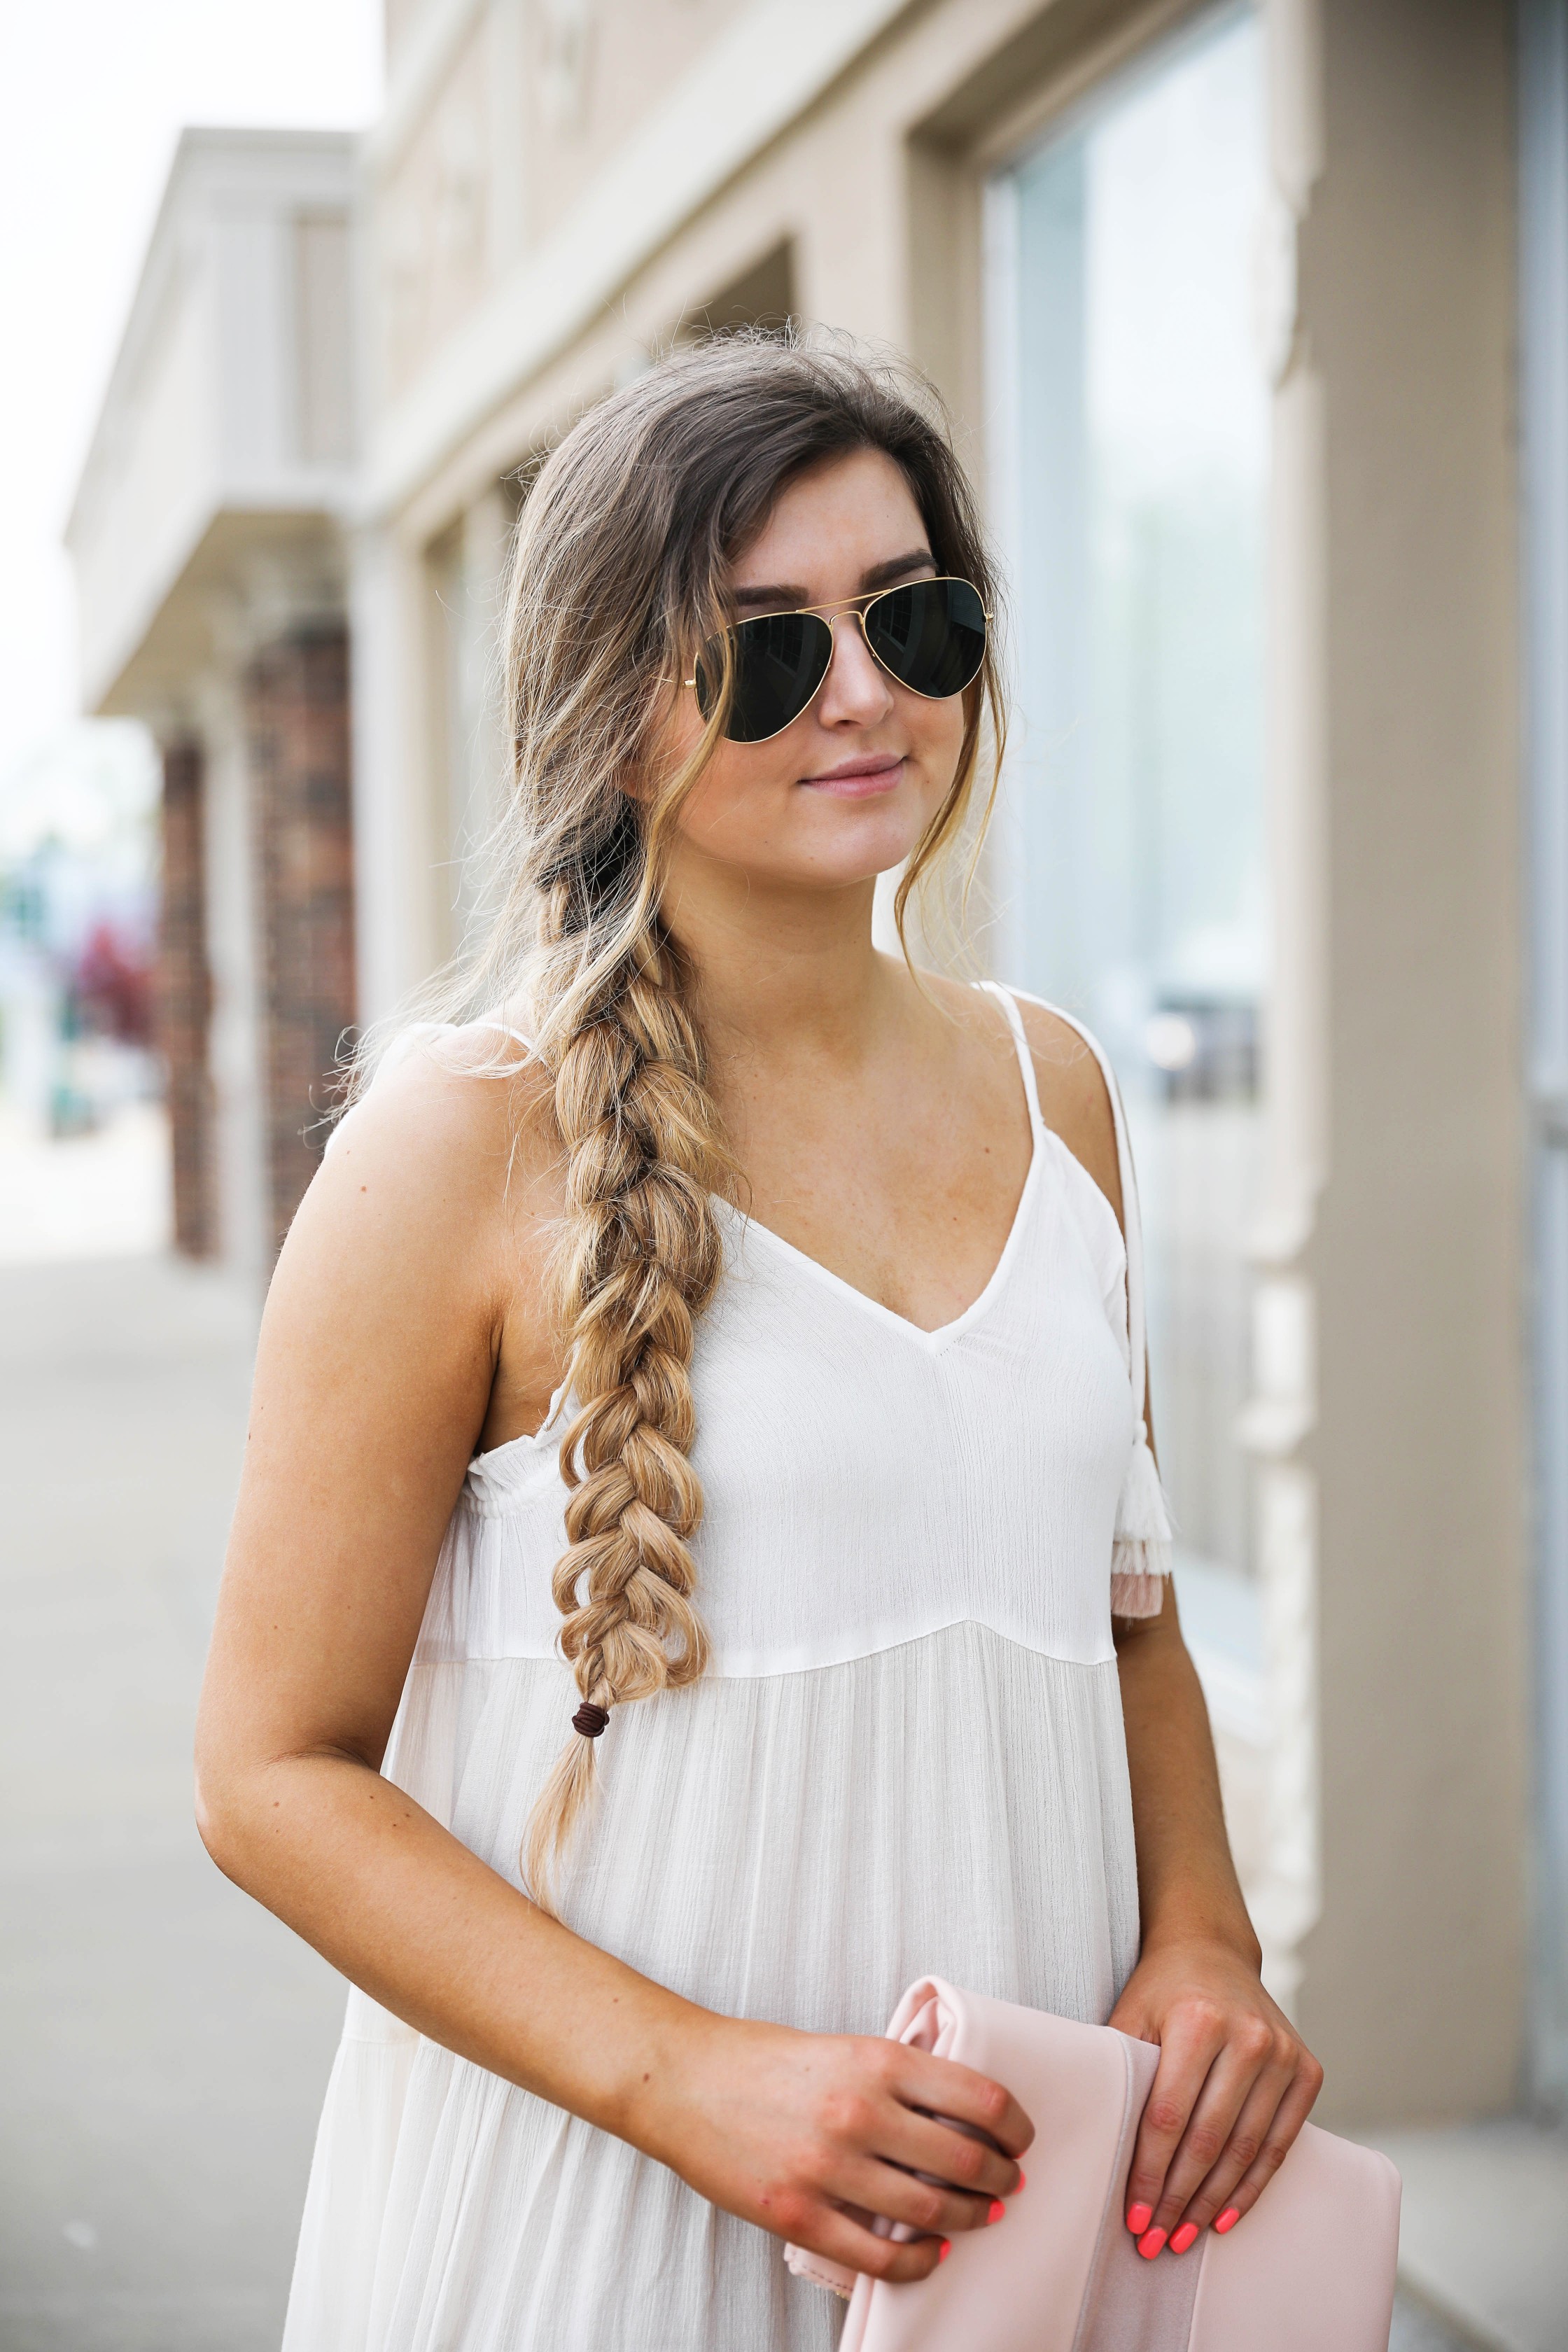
[835, 2150, 1009, 2244]
[1145, 2032, 1294, 2239]
[880, 2104, 1024, 2204]
[895, 2047, 1035, 2161]
[1175, 2053, 1324, 2242]
[785, 2129, 1019, 2289]
[1121, 2008, 1231, 2243]
[792, 2202, 951, 2285]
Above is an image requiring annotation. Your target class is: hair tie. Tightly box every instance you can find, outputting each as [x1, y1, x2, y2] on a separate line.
[573, 1702, 610, 1739]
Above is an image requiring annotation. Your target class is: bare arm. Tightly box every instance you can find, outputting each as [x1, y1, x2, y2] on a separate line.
[195, 1050, 1028, 2281]
[1115, 1586, 1256, 1969]
[1111, 1581, 1321, 2252]
[1021, 1001, 1322, 2260]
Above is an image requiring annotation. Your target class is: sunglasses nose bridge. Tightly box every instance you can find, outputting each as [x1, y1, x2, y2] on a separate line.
[818, 606, 895, 712]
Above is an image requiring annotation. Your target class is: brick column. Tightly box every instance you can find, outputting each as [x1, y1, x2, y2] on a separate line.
[158, 741, 216, 1259]
[246, 626, 356, 1257]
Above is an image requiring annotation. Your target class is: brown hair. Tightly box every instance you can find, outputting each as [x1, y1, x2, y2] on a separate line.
[417, 332, 1002, 1905]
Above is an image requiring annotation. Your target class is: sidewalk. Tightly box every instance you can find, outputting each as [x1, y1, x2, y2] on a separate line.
[0, 1253, 344, 2352]
[0, 1100, 171, 1264]
[1368, 2121, 1568, 2352]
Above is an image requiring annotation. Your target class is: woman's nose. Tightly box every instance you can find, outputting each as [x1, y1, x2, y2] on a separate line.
[815, 615, 895, 727]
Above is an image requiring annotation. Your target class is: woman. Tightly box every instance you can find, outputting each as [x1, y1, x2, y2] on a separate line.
[195, 335, 1321, 2351]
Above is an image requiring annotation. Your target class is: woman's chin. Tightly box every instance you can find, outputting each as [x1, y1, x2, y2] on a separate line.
[786, 802, 934, 888]
[785, 843, 923, 896]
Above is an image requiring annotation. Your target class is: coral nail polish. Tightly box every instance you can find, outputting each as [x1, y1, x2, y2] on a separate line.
[1137, 2227, 1168, 2260]
[1169, 2223, 1200, 2255]
[938, 2241, 951, 2263]
[1214, 2208, 1241, 2235]
[988, 2200, 1006, 2224]
[1126, 2202, 1153, 2235]
[1016, 2171, 1027, 2191]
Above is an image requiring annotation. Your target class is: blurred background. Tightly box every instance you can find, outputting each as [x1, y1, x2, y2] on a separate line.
[1, 1, 1565, 2346]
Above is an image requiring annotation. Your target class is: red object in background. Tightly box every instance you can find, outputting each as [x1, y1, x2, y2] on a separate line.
[74, 920, 155, 1045]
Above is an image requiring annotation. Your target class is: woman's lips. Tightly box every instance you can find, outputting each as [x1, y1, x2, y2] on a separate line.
[798, 755, 905, 799]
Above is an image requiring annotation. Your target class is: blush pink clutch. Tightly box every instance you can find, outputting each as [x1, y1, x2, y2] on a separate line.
[785, 1977, 1401, 2351]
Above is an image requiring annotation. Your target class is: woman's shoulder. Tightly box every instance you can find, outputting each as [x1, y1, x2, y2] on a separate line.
[977, 981, 1126, 1236]
[297, 1019, 561, 1292]
[332, 1018, 554, 1161]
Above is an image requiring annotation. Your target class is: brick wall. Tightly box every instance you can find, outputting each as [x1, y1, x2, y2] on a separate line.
[246, 626, 356, 1256]
[158, 741, 216, 1259]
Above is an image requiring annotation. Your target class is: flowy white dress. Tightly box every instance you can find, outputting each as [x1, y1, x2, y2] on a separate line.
[281, 986, 1167, 2352]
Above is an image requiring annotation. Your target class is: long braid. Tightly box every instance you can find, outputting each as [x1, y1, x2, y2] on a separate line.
[522, 867, 730, 1907]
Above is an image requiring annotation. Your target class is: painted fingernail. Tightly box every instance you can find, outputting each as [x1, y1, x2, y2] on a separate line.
[938, 2241, 951, 2262]
[1169, 2222, 1200, 2254]
[1126, 2202, 1153, 2234]
[988, 2199, 1006, 2223]
[1016, 2170, 1027, 2191]
[1214, 2208, 1240, 2235]
[1137, 2227, 1168, 2260]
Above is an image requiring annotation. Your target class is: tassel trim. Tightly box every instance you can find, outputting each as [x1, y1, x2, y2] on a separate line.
[1110, 1569, 1166, 1618]
[1112, 1427, 1173, 1618]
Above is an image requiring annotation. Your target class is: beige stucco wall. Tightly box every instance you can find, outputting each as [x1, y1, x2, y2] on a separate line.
[358, 0, 1532, 2127]
[1296, 0, 1528, 2122]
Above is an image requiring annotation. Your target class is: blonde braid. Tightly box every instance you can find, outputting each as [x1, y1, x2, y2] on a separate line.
[522, 890, 731, 1907]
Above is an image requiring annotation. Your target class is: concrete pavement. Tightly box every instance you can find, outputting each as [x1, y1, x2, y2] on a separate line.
[1371, 2122, 1568, 2352]
[0, 1254, 343, 2352]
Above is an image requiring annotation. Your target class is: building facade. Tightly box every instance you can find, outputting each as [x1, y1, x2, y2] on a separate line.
[69, 129, 359, 1279]
[351, 0, 1541, 2124]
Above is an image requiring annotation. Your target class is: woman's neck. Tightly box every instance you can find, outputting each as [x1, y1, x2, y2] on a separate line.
[661, 850, 902, 1072]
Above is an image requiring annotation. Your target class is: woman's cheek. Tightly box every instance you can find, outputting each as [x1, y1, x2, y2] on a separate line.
[912, 706, 967, 810]
[670, 755, 800, 864]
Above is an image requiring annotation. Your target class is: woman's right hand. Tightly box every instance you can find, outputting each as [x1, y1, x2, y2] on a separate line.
[632, 2012, 1034, 2282]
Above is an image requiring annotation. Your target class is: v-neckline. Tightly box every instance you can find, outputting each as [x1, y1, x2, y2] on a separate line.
[714, 982, 1044, 1354]
[716, 1134, 1041, 1354]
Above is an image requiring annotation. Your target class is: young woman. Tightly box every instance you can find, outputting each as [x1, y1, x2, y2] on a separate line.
[195, 336, 1322, 2351]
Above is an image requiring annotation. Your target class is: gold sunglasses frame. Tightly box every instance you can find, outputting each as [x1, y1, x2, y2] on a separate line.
[682, 574, 992, 746]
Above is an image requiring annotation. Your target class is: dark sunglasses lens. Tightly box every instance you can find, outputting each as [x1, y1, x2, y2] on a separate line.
[864, 578, 987, 700]
[694, 610, 834, 743]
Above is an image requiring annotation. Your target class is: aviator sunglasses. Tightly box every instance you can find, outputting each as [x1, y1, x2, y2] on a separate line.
[687, 575, 989, 745]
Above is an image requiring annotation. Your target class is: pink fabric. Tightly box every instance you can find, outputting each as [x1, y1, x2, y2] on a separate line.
[785, 1978, 1401, 2351]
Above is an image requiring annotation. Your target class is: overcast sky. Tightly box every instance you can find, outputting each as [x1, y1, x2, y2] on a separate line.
[0, 0, 384, 790]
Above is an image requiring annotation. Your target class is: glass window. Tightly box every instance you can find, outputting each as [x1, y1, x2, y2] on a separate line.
[988, 6, 1268, 1656]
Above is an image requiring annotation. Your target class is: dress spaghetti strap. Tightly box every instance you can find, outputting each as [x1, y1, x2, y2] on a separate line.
[981, 979, 1046, 1130]
[981, 983, 1172, 1616]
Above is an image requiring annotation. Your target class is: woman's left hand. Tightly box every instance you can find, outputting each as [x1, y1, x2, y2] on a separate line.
[1107, 1933, 1324, 2258]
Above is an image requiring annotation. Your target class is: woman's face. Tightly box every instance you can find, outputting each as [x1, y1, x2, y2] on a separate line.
[654, 447, 969, 896]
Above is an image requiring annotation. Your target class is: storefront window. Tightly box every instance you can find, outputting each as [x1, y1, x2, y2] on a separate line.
[988, 6, 1268, 1663]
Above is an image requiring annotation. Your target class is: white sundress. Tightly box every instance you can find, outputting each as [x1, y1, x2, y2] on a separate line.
[281, 984, 1165, 2352]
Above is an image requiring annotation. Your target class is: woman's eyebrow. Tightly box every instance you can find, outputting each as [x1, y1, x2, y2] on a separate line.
[731, 580, 808, 611]
[729, 549, 937, 612]
[859, 547, 936, 589]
